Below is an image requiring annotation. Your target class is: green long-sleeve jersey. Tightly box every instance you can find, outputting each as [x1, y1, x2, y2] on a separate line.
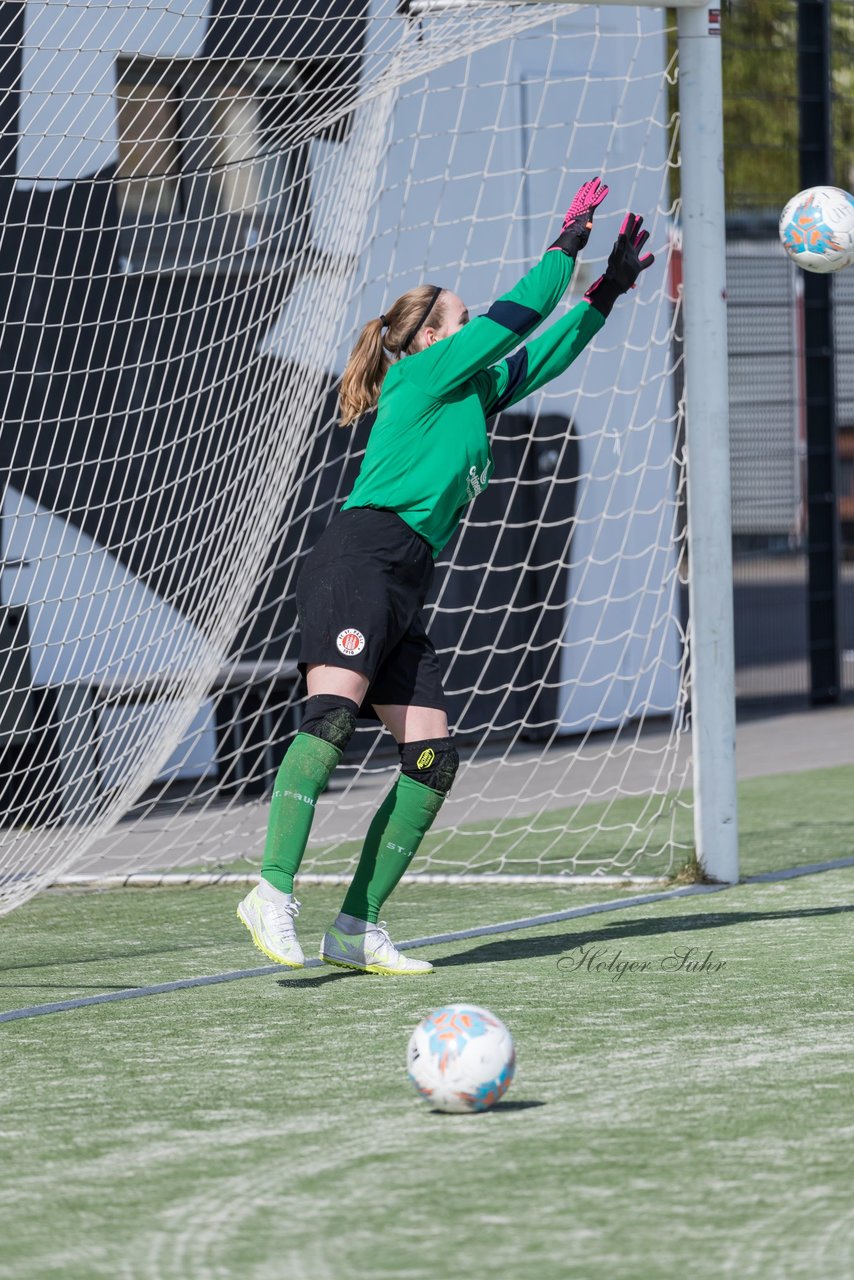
[342, 249, 605, 556]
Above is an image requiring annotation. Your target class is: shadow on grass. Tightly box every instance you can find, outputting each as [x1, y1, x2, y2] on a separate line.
[424, 1099, 546, 1116]
[276, 968, 362, 989]
[432, 904, 854, 969]
[0, 943, 205, 973]
[270, 905, 854, 984]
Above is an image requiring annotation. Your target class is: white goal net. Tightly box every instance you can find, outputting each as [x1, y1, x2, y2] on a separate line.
[0, 0, 693, 913]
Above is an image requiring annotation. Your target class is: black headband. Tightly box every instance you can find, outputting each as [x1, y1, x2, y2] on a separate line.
[401, 286, 443, 353]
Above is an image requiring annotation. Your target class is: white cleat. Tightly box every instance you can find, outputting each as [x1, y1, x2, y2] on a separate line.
[320, 917, 433, 976]
[237, 884, 305, 968]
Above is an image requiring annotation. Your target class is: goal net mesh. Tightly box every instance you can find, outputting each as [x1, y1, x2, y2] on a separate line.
[0, 0, 690, 911]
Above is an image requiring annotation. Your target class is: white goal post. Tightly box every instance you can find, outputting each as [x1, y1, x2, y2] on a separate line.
[0, 0, 738, 911]
[674, 2, 738, 885]
[401, 2, 738, 885]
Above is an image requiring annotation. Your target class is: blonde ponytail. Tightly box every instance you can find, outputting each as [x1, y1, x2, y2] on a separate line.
[338, 317, 388, 428]
[338, 284, 445, 427]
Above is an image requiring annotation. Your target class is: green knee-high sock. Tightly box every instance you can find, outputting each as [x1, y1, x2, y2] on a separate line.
[340, 774, 445, 923]
[261, 733, 342, 893]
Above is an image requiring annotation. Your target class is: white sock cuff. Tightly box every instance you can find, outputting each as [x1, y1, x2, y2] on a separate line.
[258, 878, 293, 904]
[334, 911, 370, 932]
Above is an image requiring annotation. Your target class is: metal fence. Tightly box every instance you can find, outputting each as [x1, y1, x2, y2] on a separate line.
[722, 1, 854, 706]
[726, 232, 854, 704]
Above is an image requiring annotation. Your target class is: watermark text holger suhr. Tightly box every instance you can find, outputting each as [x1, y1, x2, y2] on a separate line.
[557, 946, 726, 981]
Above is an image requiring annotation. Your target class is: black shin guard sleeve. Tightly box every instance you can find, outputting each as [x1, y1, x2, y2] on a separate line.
[398, 737, 459, 795]
[299, 695, 360, 751]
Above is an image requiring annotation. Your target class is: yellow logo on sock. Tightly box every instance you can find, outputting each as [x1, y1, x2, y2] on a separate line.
[416, 748, 435, 770]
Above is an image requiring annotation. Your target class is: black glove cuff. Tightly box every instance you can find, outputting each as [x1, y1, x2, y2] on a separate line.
[548, 226, 588, 259]
[584, 275, 622, 319]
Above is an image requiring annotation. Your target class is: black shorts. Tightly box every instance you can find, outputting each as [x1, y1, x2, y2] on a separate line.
[296, 508, 447, 713]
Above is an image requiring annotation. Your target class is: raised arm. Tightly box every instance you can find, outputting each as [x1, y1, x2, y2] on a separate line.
[473, 301, 604, 418]
[404, 179, 609, 400]
[475, 210, 656, 417]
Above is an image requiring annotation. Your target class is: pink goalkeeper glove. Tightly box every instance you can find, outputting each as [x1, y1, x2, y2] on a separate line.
[548, 177, 609, 258]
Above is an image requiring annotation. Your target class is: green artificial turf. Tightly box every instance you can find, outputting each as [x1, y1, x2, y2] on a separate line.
[0, 881, 632, 1017]
[1, 765, 853, 1279]
[735, 764, 854, 875]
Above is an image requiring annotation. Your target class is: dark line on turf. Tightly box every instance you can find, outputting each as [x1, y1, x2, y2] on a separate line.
[3, 859, 852, 1023]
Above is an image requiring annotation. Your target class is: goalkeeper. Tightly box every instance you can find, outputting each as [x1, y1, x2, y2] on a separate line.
[238, 180, 654, 975]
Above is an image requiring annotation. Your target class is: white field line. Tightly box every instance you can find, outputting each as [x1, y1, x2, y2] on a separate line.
[4, 856, 853, 1024]
[51, 872, 667, 887]
[742, 856, 854, 882]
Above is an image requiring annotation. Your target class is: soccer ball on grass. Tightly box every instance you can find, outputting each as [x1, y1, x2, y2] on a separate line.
[778, 185, 854, 274]
[407, 1003, 516, 1113]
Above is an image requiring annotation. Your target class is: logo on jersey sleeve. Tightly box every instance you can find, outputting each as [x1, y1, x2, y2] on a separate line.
[336, 628, 366, 657]
[465, 461, 493, 500]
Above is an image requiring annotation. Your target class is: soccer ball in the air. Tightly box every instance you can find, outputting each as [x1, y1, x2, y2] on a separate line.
[407, 1003, 516, 1113]
[778, 186, 854, 273]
